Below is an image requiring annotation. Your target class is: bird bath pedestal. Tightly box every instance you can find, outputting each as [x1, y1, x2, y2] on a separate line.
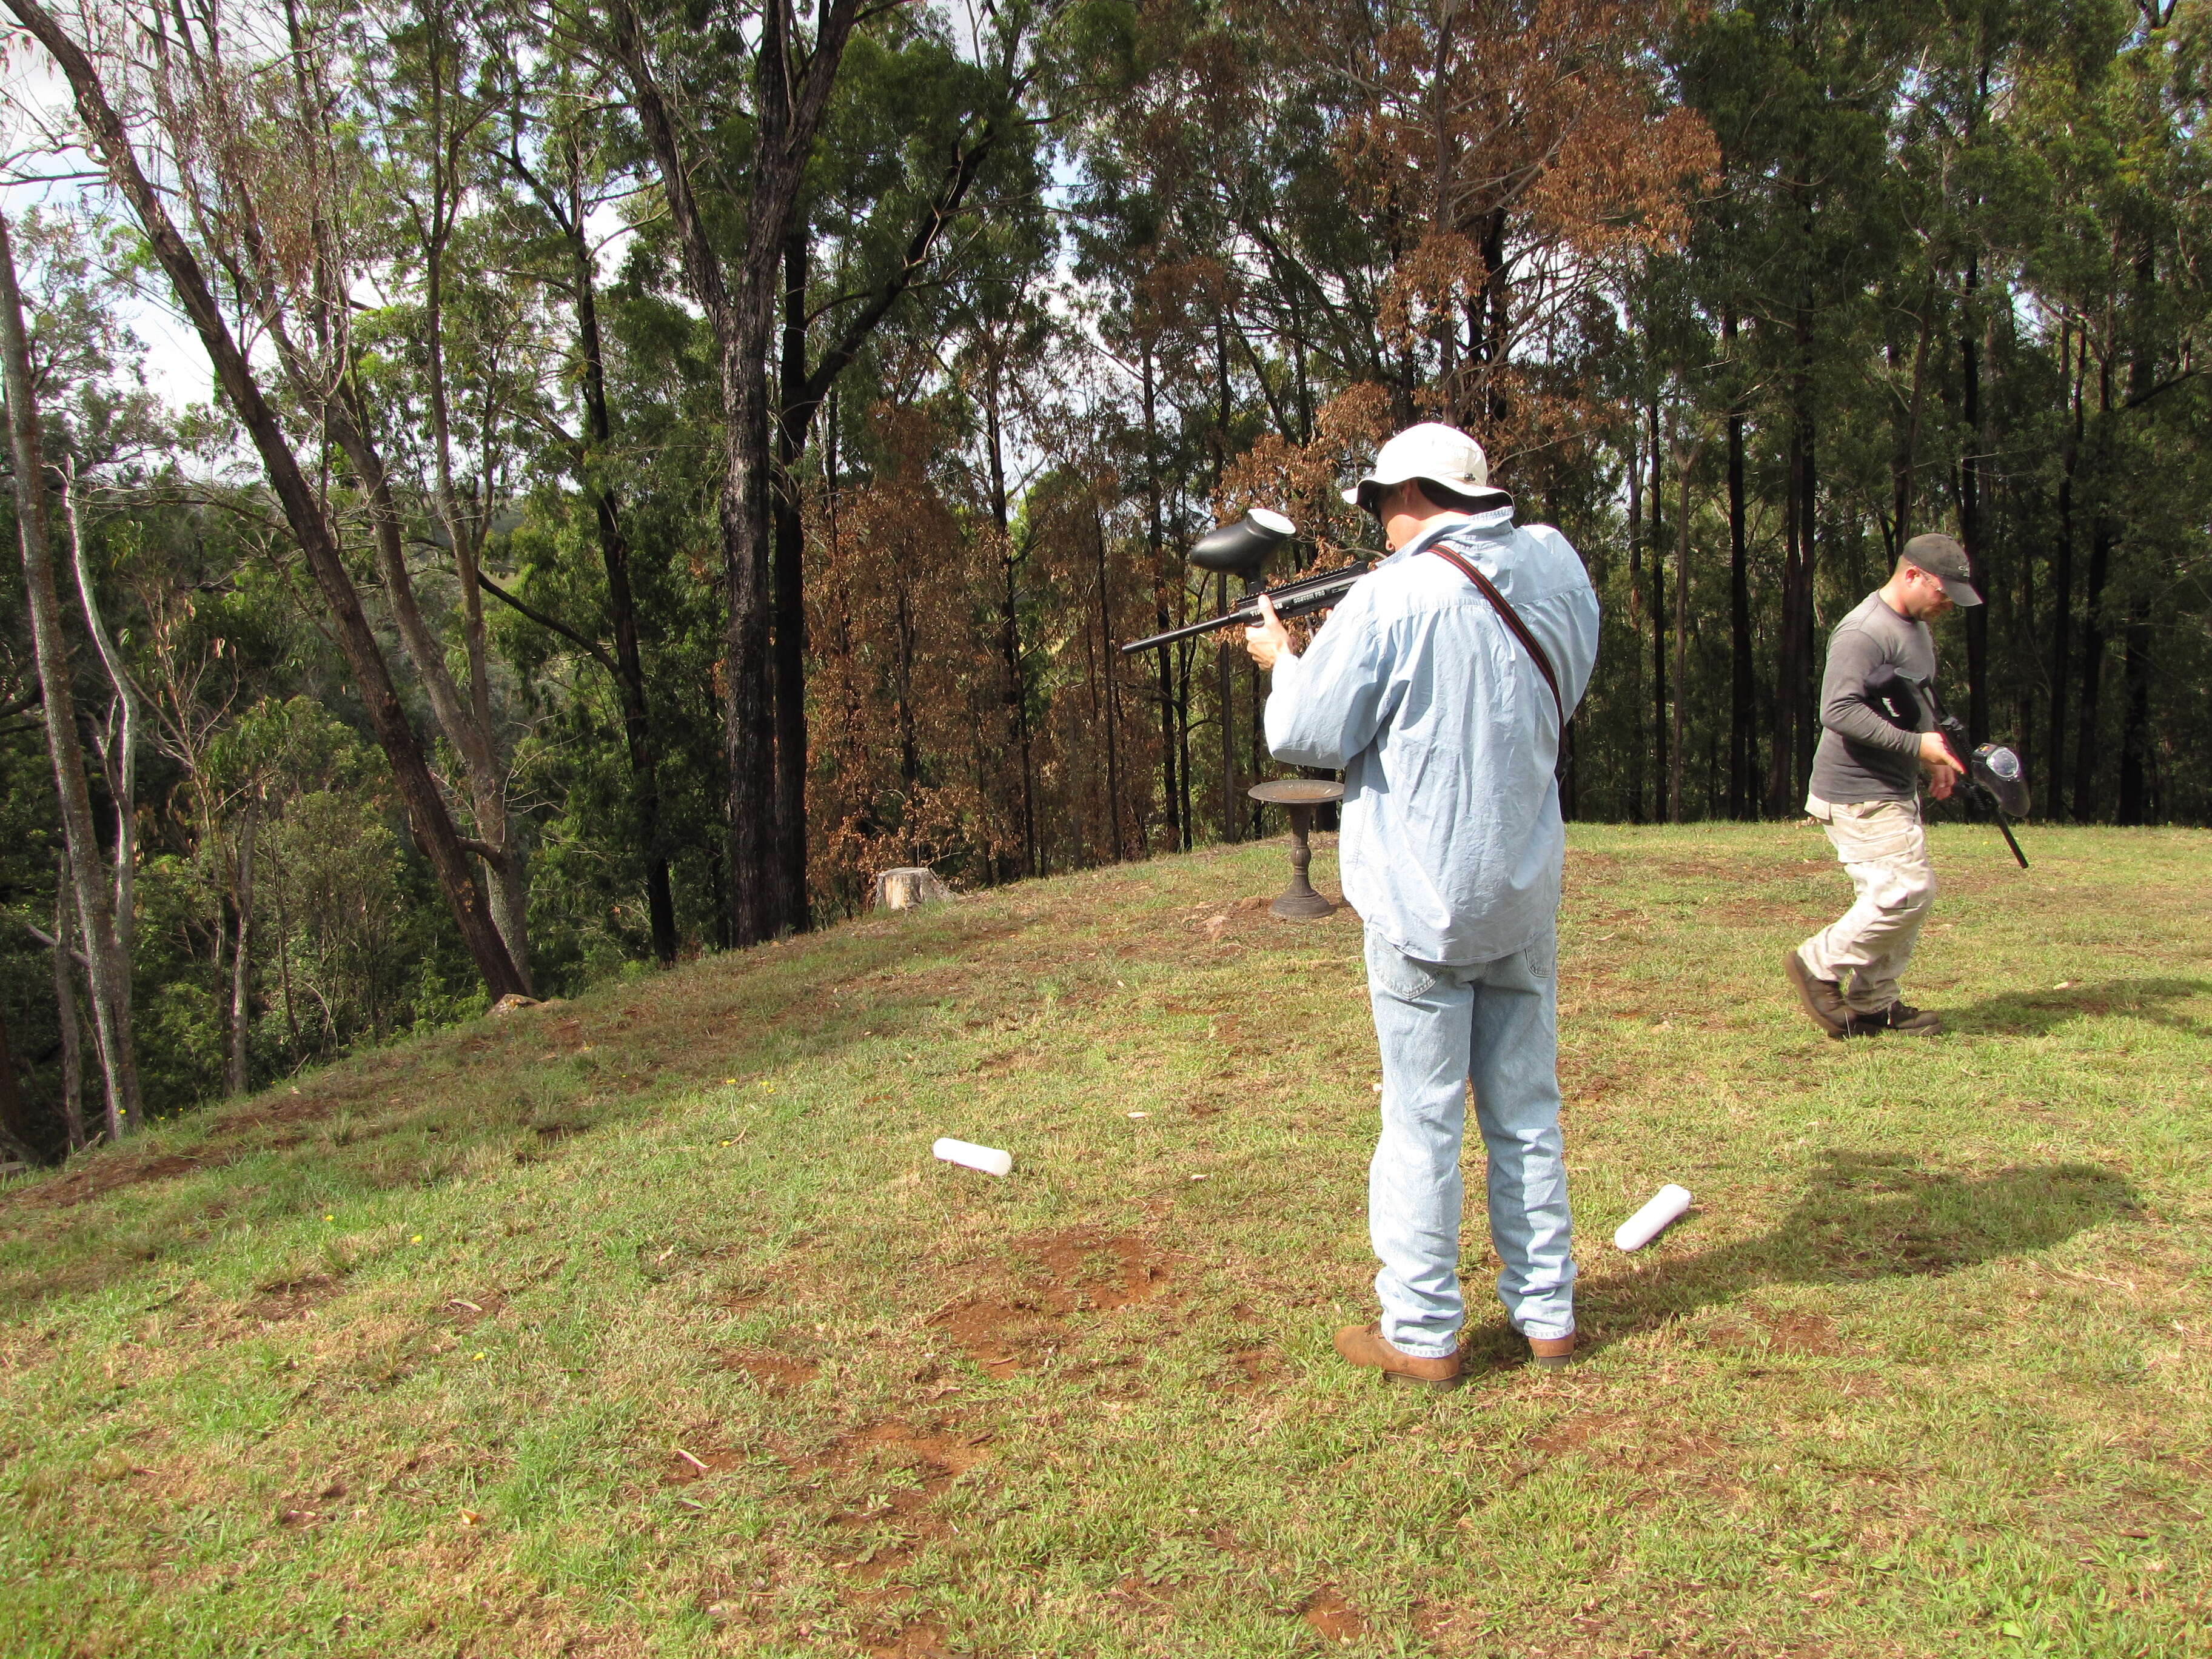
[1247, 779, 1345, 919]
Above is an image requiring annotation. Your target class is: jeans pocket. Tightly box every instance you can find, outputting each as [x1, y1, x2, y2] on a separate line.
[1366, 930, 1446, 1002]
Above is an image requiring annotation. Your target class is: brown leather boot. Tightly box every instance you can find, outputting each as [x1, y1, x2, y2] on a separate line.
[1527, 1332, 1577, 1372]
[1784, 948, 1849, 1038]
[1333, 1322, 1464, 1391]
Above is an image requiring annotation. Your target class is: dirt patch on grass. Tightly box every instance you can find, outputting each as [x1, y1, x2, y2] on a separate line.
[7, 1151, 214, 1210]
[720, 1350, 819, 1389]
[1527, 1410, 1732, 1490]
[664, 1440, 748, 1484]
[808, 1420, 994, 1583]
[439, 1289, 507, 1329]
[865, 1620, 956, 1658]
[1226, 1347, 1284, 1393]
[243, 1275, 339, 1324]
[1301, 1587, 1367, 1642]
[928, 1229, 1174, 1373]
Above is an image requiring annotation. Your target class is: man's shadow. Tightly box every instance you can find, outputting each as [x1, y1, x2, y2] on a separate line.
[1937, 977, 2210, 1039]
[1530, 1151, 2138, 1356]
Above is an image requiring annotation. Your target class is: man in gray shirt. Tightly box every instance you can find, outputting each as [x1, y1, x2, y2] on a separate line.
[1785, 534, 1976, 1037]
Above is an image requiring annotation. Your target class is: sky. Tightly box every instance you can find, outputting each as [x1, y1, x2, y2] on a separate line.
[3, 39, 219, 414]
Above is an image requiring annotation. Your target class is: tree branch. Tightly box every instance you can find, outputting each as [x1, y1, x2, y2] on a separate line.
[477, 573, 620, 679]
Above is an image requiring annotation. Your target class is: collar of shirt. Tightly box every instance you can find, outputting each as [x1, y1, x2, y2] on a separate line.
[1384, 505, 1517, 567]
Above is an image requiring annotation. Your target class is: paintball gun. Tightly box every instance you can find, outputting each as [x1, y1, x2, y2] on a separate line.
[1121, 509, 1375, 656]
[1865, 665, 2031, 868]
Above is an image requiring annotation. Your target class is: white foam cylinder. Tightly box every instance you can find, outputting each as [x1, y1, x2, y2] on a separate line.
[1614, 1184, 1691, 1252]
[932, 1137, 1013, 1178]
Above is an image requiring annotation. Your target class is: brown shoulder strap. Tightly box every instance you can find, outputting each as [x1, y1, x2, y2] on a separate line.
[1424, 543, 1565, 728]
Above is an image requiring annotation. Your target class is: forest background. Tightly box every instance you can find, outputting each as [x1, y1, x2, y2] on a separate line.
[0, 0, 2207, 1159]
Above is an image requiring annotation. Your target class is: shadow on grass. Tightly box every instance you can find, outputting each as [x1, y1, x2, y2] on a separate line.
[1574, 1149, 2139, 1348]
[1940, 977, 2210, 1039]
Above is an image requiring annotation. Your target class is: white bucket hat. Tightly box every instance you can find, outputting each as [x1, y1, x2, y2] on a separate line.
[1343, 422, 1507, 512]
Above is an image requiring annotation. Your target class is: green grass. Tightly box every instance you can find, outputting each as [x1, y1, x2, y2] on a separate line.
[2, 823, 2208, 1658]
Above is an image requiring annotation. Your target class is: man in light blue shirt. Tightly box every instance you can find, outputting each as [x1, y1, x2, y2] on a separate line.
[1244, 423, 1599, 1390]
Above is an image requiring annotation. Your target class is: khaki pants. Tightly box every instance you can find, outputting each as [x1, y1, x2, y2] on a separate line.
[1797, 794, 1937, 1015]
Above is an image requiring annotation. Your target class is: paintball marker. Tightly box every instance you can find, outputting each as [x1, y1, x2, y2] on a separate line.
[1121, 509, 1375, 656]
[1866, 665, 2031, 868]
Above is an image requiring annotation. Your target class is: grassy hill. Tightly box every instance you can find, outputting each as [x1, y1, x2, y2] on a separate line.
[3, 823, 2208, 1658]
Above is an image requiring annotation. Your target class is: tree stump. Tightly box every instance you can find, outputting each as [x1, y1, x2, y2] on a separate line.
[873, 866, 951, 912]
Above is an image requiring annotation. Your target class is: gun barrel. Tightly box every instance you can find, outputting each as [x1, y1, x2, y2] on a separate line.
[1120, 564, 1367, 655]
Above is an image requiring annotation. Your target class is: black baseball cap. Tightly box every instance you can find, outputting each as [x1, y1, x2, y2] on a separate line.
[1902, 532, 1982, 607]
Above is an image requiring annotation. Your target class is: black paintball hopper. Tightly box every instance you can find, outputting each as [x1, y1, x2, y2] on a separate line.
[1189, 509, 1295, 583]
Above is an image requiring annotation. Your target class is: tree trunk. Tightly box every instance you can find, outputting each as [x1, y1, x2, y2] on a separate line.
[2070, 517, 2111, 823]
[563, 159, 676, 965]
[1, 206, 143, 1138]
[1141, 341, 1182, 851]
[1795, 414, 1820, 802]
[7, 0, 527, 1002]
[1726, 310, 1752, 819]
[1959, 258, 1989, 742]
[2116, 598, 2151, 825]
[983, 351, 1035, 877]
[53, 855, 85, 1152]
[1671, 424, 1693, 825]
[1214, 321, 1237, 844]
[1094, 505, 1125, 861]
[418, 30, 531, 992]
[774, 221, 812, 927]
[614, 0, 863, 946]
[2048, 318, 2082, 819]
[60, 455, 139, 971]
[228, 805, 256, 1098]
[1625, 420, 1645, 825]
[1648, 401, 1667, 817]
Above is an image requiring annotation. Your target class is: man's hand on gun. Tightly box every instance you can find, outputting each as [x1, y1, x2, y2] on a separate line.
[1919, 730, 1962, 800]
[1244, 592, 1293, 671]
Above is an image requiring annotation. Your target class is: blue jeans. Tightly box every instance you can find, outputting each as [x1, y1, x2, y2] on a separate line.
[1363, 923, 1575, 1356]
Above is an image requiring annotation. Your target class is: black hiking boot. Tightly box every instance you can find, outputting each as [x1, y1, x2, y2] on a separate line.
[1845, 1002, 1943, 1036]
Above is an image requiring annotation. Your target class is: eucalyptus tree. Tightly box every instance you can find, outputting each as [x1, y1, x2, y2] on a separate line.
[5, 0, 531, 1000]
[0, 207, 142, 1136]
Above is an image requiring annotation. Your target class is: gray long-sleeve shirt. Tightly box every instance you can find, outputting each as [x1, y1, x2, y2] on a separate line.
[1809, 591, 1936, 804]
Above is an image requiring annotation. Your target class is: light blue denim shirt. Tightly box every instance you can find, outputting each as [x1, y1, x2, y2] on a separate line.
[1264, 508, 1600, 965]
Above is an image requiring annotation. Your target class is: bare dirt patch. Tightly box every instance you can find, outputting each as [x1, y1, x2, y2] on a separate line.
[815, 1420, 994, 1582]
[1525, 1409, 1734, 1495]
[719, 1350, 819, 1389]
[243, 1274, 339, 1324]
[439, 1289, 508, 1330]
[928, 1228, 1174, 1374]
[1301, 1587, 1367, 1642]
[1225, 1347, 1284, 1393]
[865, 1619, 955, 1658]
[663, 1441, 748, 1485]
